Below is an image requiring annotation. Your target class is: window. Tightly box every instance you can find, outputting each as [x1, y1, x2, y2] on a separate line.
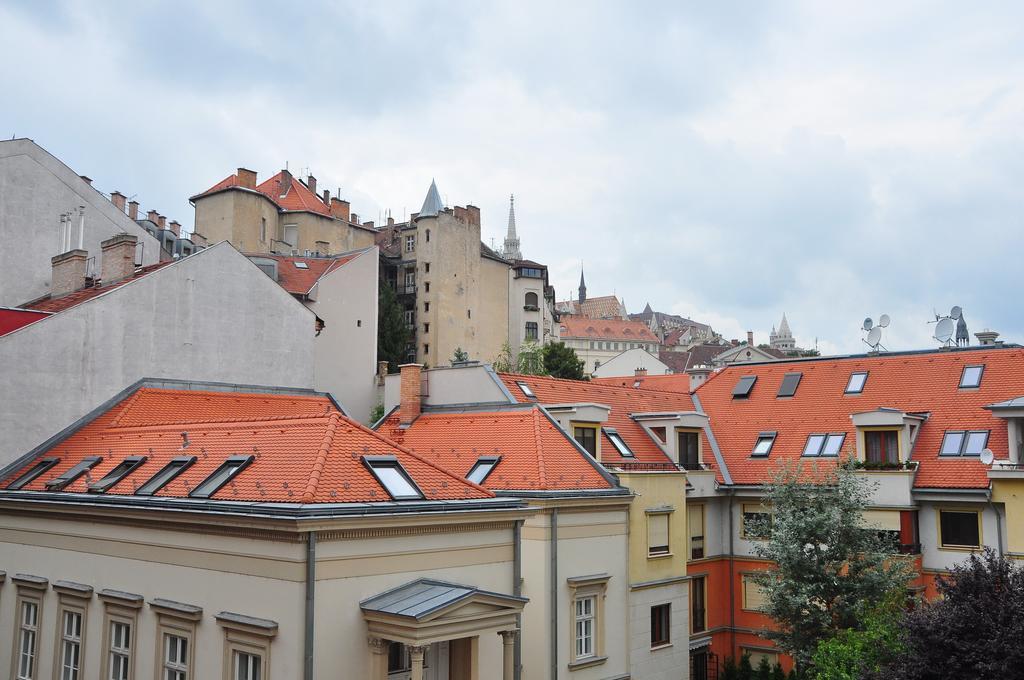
[732, 375, 757, 398]
[45, 457, 102, 490]
[108, 620, 132, 680]
[689, 504, 705, 559]
[803, 433, 845, 457]
[425, 229, 430, 242]
[525, 322, 538, 341]
[404, 310, 414, 325]
[88, 456, 147, 493]
[742, 504, 772, 539]
[679, 430, 700, 469]
[404, 270, 415, 290]
[217, 612, 274, 680]
[282, 225, 297, 248]
[58, 609, 84, 680]
[424, 262, 430, 273]
[821, 433, 845, 456]
[423, 343, 429, 355]
[424, 282, 430, 293]
[647, 511, 670, 556]
[293, 261, 308, 270]
[845, 371, 868, 394]
[940, 430, 989, 456]
[777, 372, 802, 398]
[960, 365, 984, 389]
[190, 456, 252, 498]
[574, 596, 595, 659]
[234, 651, 262, 680]
[605, 430, 634, 457]
[260, 218, 266, 242]
[573, 425, 598, 457]
[163, 634, 189, 680]
[516, 381, 536, 399]
[742, 574, 768, 611]
[742, 648, 779, 669]
[751, 432, 776, 457]
[865, 430, 899, 464]
[423, 302, 429, 313]
[16, 600, 39, 680]
[939, 509, 982, 548]
[691, 576, 707, 633]
[136, 456, 195, 496]
[466, 457, 499, 485]
[405, 235, 415, 252]
[6, 457, 59, 490]
[650, 604, 671, 647]
[524, 291, 539, 309]
[423, 323, 429, 334]
[364, 456, 423, 499]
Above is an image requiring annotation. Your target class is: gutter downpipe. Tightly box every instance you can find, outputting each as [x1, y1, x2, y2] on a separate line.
[727, 488, 736, 657]
[305, 530, 316, 680]
[514, 519, 523, 680]
[550, 507, 559, 680]
[988, 490, 1004, 556]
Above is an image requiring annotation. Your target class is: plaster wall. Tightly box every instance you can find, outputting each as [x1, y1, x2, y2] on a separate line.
[593, 348, 671, 378]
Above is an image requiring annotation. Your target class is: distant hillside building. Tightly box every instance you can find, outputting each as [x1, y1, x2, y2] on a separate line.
[556, 267, 628, 320]
[632, 302, 716, 345]
[769, 313, 797, 352]
[559, 316, 660, 374]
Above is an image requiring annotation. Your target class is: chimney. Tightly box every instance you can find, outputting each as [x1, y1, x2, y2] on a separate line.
[387, 216, 395, 227]
[686, 365, 713, 393]
[191, 232, 208, 248]
[635, 367, 648, 377]
[377, 360, 389, 386]
[169, 221, 182, 237]
[975, 329, 1000, 346]
[157, 215, 167, 230]
[100, 233, 138, 284]
[278, 169, 292, 197]
[350, 213, 359, 225]
[399, 364, 424, 425]
[237, 168, 257, 189]
[80, 175, 92, 185]
[454, 206, 469, 223]
[747, 331, 754, 345]
[330, 197, 350, 222]
[322, 189, 330, 206]
[466, 204, 481, 226]
[363, 220, 374, 229]
[110, 191, 127, 213]
[50, 250, 89, 297]
[306, 175, 317, 195]
[128, 201, 139, 220]
[147, 210, 159, 224]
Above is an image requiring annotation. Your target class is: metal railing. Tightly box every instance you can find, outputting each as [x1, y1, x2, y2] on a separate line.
[615, 461, 682, 472]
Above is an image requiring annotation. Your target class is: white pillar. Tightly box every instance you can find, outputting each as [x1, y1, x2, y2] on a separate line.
[410, 645, 427, 680]
[367, 637, 389, 680]
[499, 630, 517, 680]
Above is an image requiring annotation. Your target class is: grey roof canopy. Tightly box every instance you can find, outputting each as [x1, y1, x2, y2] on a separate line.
[360, 578, 526, 621]
[419, 179, 444, 217]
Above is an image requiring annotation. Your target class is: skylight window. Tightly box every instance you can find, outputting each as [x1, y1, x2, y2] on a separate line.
[294, 261, 309, 269]
[751, 432, 777, 457]
[466, 456, 500, 485]
[364, 456, 423, 500]
[940, 430, 990, 457]
[135, 456, 196, 496]
[45, 456, 102, 490]
[190, 456, 252, 498]
[516, 381, 537, 399]
[5, 458, 59, 490]
[777, 372, 802, 398]
[605, 429, 635, 457]
[845, 372, 868, 394]
[802, 433, 845, 457]
[959, 365, 984, 389]
[87, 456, 147, 493]
[732, 375, 757, 399]
[821, 434, 845, 456]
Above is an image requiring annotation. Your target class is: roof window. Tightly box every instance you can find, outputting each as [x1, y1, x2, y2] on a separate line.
[605, 429, 635, 457]
[802, 433, 845, 457]
[845, 371, 868, 394]
[732, 375, 757, 399]
[190, 455, 253, 498]
[87, 456, 147, 493]
[940, 430, 990, 457]
[466, 456, 500, 485]
[751, 432, 777, 457]
[777, 372, 802, 398]
[136, 456, 196, 496]
[45, 456, 102, 490]
[5, 458, 59, 490]
[516, 381, 537, 400]
[364, 456, 423, 500]
[959, 365, 984, 389]
[294, 261, 309, 269]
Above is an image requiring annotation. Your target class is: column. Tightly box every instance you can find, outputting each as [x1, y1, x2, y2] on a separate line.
[499, 630, 517, 680]
[367, 637, 389, 680]
[410, 644, 428, 680]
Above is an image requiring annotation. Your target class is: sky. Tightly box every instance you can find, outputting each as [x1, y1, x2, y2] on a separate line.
[3, 0, 1023, 354]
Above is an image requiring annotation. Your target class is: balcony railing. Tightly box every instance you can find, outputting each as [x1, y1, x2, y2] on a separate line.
[615, 461, 682, 472]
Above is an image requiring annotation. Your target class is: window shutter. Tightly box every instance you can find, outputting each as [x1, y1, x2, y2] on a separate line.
[743, 575, 767, 610]
[861, 510, 901, 531]
[688, 505, 704, 540]
[648, 514, 669, 553]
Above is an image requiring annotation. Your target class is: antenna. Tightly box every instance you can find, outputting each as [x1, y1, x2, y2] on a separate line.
[861, 314, 890, 352]
[929, 305, 964, 347]
[980, 448, 994, 466]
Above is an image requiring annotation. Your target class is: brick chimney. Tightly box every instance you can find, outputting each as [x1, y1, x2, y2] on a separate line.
[454, 206, 469, 223]
[635, 367, 648, 377]
[399, 363, 424, 425]
[387, 216, 395, 226]
[169, 221, 182, 237]
[110, 191, 127, 213]
[747, 331, 754, 345]
[238, 168, 257, 189]
[350, 213, 359, 225]
[322, 189, 330, 205]
[100, 234, 138, 284]
[128, 201, 139, 220]
[466, 205, 481, 226]
[278, 169, 292, 197]
[686, 366, 713, 392]
[191, 232, 208, 248]
[51, 250, 88, 297]
[157, 215, 167, 230]
[306, 175, 317, 195]
[330, 197, 351, 222]
[147, 210, 159, 224]
[363, 220, 374, 229]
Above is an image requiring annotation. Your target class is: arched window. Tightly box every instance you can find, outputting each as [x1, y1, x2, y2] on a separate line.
[524, 292, 539, 309]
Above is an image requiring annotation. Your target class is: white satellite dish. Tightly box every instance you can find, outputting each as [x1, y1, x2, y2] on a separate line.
[980, 448, 994, 466]
[878, 314, 891, 328]
[863, 318, 873, 331]
[866, 326, 882, 347]
[951, 305, 963, 320]
[934, 317, 955, 343]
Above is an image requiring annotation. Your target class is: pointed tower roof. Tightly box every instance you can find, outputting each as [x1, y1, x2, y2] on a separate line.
[507, 194, 517, 239]
[578, 265, 587, 303]
[419, 179, 444, 218]
[501, 193, 522, 260]
[643, 302, 653, 314]
[778, 313, 792, 337]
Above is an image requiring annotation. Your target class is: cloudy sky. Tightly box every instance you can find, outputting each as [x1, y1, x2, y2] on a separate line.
[3, 1, 1022, 353]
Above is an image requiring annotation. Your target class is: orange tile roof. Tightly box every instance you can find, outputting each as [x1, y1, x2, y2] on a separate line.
[692, 347, 1024, 489]
[379, 406, 614, 492]
[245, 252, 359, 296]
[593, 374, 695, 393]
[557, 295, 627, 320]
[500, 373, 695, 467]
[2, 387, 491, 504]
[22, 261, 175, 313]
[559, 317, 657, 342]
[193, 172, 334, 217]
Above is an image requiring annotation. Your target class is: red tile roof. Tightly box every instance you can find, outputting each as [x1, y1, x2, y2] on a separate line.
[2, 387, 491, 504]
[22, 262, 175, 313]
[193, 172, 333, 217]
[692, 347, 1024, 489]
[245, 252, 359, 296]
[500, 373, 695, 467]
[557, 295, 627, 320]
[593, 374, 695, 393]
[559, 317, 658, 343]
[379, 406, 614, 492]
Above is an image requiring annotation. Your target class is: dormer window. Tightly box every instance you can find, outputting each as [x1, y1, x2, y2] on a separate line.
[87, 456, 147, 493]
[777, 372, 802, 398]
[605, 429, 634, 457]
[845, 372, 868, 394]
[190, 456, 252, 498]
[44, 457, 102, 490]
[5, 457, 59, 490]
[364, 456, 423, 500]
[865, 431, 898, 464]
[940, 430, 989, 457]
[751, 432, 777, 457]
[732, 376, 757, 399]
[959, 365, 984, 389]
[466, 456, 500, 485]
[136, 456, 196, 496]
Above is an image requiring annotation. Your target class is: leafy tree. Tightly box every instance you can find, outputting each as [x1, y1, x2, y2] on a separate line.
[516, 342, 546, 375]
[721, 656, 741, 680]
[369, 402, 385, 424]
[542, 341, 587, 380]
[771, 663, 786, 680]
[492, 341, 516, 373]
[452, 347, 469, 363]
[812, 596, 903, 680]
[755, 656, 773, 680]
[748, 460, 913, 673]
[739, 653, 754, 680]
[885, 549, 1024, 680]
[377, 280, 408, 372]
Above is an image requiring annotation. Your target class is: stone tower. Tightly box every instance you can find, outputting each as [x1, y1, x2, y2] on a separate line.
[501, 194, 522, 261]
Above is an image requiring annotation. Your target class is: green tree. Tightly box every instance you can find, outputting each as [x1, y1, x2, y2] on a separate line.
[369, 402, 386, 424]
[542, 342, 586, 380]
[377, 280, 408, 372]
[721, 657, 741, 680]
[516, 342, 546, 375]
[739, 653, 754, 680]
[492, 341, 516, 373]
[771, 663, 786, 680]
[748, 460, 913, 673]
[452, 347, 469, 363]
[812, 596, 903, 680]
[755, 656, 773, 680]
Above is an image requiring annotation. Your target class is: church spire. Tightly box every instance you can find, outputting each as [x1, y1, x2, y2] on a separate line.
[578, 264, 587, 303]
[418, 179, 444, 218]
[501, 193, 522, 261]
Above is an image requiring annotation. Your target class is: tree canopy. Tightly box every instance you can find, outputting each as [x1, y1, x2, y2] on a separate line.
[541, 341, 587, 380]
[377, 280, 408, 372]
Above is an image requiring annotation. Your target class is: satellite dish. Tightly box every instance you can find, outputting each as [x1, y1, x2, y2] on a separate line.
[951, 305, 962, 320]
[878, 314, 891, 328]
[863, 318, 874, 331]
[980, 448, 994, 466]
[934, 317, 955, 343]
[866, 327, 882, 347]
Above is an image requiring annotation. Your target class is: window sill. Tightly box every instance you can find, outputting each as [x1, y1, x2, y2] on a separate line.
[647, 552, 674, 560]
[650, 642, 673, 652]
[938, 545, 983, 552]
[568, 655, 607, 671]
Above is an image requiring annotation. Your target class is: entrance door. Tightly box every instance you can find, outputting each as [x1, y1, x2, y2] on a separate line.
[386, 641, 450, 680]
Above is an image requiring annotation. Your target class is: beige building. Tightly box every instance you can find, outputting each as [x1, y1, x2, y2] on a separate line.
[558, 316, 661, 375]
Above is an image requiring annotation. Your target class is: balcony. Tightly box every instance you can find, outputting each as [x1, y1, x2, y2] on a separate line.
[615, 461, 681, 472]
[988, 463, 1024, 480]
[853, 461, 918, 507]
[686, 466, 718, 498]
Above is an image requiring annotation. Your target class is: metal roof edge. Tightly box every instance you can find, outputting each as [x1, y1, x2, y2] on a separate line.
[536, 406, 623, 489]
[690, 393, 733, 485]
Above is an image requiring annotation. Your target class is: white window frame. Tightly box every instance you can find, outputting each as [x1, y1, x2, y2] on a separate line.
[405, 235, 416, 252]
[217, 612, 276, 680]
[845, 371, 868, 394]
[959, 364, 984, 389]
[107, 619, 132, 680]
[59, 609, 84, 680]
[574, 596, 595, 659]
[16, 599, 40, 680]
[99, 590, 142, 680]
[153, 599, 202, 680]
[566, 574, 609, 669]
